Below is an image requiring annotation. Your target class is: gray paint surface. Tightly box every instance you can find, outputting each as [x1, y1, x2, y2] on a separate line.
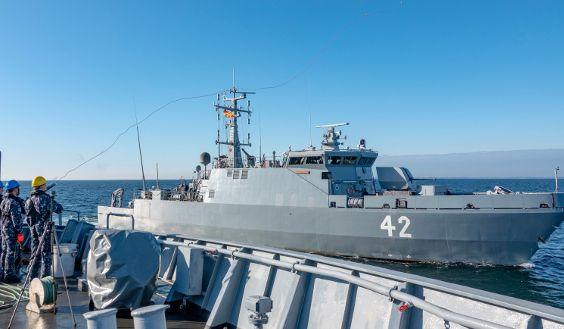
[99, 197, 563, 265]
[155, 236, 564, 329]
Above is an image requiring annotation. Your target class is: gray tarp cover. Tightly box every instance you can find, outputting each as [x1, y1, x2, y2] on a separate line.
[87, 229, 160, 309]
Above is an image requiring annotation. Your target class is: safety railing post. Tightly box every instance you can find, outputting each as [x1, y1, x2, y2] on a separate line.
[106, 213, 135, 230]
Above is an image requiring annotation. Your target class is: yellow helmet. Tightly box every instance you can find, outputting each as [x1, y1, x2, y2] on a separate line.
[32, 176, 47, 188]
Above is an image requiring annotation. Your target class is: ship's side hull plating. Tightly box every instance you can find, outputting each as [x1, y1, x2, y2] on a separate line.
[99, 199, 564, 265]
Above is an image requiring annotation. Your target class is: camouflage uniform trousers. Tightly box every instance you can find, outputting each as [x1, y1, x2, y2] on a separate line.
[0, 223, 4, 277]
[29, 221, 53, 280]
[1, 234, 21, 279]
[1, 224, 18, 279]
[0, 197, 2, 277]
[0, 225, 22, 278]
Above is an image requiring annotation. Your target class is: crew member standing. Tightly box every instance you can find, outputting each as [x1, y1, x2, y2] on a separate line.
[0, 180, 24, 283]
[26, 176, 63, 280]
[0, 180, 4, 279]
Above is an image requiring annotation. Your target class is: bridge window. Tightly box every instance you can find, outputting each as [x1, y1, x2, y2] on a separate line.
[288, 157, 305, 165]
[343, 156, 358, 165]
[328, 156, 342, 165]
[306, 156, 324, 164]
[358, 157, 375, 166]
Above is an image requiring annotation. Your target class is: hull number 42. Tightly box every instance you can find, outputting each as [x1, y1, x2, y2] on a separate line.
[380, 215, 412, 238]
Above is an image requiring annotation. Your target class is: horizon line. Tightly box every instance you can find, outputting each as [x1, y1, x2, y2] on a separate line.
[5, 176, 559, 182]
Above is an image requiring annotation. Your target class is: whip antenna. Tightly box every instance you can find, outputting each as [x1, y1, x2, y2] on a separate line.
[156, 163, 160, 190]
[134, 103, 147, 192]
[556, 166, 560, 192]
[258, 106, 262, 163]
[309, 112, 313, 148]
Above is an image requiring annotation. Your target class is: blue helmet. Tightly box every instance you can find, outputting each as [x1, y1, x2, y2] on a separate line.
[6, 180, 19, 191]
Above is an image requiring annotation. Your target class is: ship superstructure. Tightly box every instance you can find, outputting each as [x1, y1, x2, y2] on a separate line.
[99, 86, 564, 265]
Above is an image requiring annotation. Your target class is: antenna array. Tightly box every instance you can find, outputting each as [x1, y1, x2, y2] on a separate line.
[214, 85, 255, 168]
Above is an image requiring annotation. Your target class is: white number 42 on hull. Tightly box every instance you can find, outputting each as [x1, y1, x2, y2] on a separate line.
[380, 215, 412, 238]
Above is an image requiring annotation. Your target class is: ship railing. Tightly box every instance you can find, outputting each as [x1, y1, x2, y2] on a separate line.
[105, 212, 135, 230]
[57, 209, 81, 226]
[155, 236, 563, 329]
[186, 243, 506, 329]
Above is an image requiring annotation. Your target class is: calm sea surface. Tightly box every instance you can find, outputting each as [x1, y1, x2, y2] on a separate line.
[13, 178, 564, 309]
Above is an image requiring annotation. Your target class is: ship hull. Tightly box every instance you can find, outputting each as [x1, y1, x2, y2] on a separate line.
[99, 199, 564, 265]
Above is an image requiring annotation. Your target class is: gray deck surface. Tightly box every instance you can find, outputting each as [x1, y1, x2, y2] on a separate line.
[0, 278, 206, 329]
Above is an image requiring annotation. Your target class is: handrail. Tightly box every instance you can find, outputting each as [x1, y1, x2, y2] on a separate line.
[165, 234, 564, 324]
[57, 209, 81, 226]
[105, 212, 135, 230]
[176, 242, 511, 329]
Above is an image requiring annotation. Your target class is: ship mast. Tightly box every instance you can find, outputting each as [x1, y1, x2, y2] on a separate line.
[214, 85, 254, 168]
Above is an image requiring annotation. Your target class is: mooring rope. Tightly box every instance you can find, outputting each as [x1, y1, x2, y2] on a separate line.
[0, 283, 28, 310]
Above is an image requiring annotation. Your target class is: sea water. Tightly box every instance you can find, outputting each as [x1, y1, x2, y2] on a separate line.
[12, 178, 564, 308]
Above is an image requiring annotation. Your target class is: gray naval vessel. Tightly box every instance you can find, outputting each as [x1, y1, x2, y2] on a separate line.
[99, 86, 564, 266]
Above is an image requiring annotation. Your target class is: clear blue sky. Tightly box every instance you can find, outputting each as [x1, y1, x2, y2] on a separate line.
[1, 1, 563, 180]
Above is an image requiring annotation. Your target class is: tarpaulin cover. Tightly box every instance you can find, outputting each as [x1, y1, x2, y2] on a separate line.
[87, 229, 160, 309]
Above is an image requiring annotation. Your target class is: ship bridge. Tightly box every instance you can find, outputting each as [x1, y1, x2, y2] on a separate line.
[283, 123, 379, 196]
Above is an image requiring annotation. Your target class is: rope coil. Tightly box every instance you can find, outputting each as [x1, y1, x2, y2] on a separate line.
[0, 283, 29, 310]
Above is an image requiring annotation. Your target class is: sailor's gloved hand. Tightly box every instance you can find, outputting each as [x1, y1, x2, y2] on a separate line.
[17, 233, 24, 244]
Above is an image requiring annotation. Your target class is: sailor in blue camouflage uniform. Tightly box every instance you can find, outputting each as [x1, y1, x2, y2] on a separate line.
[0, 180, 24, 283]
[26, 176, 63, 280]
[0, 181, 4, 278]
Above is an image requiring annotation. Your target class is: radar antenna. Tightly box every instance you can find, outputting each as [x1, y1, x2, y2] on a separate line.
[315, 122, 350, 129]
[214, 84, 255, 168]
[315, 122, 349, 151]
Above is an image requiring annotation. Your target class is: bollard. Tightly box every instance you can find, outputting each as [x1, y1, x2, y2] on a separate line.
[131, 304, 170, 329]
[83, 308, 117, 329]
